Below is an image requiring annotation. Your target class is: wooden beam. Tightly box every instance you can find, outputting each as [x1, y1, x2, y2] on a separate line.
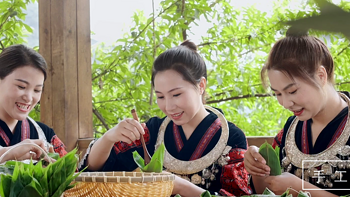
[39, 0, 93, 151]
[77, 0, 93, 139]
[247, 136, 274, 147]
[38, 0, 53, 128]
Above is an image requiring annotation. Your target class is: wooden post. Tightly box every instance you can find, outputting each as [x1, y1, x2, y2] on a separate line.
[38, 0, 93, 151]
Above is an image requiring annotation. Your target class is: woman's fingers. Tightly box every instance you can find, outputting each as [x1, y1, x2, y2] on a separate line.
[251, 150, 267, 165]
[244, 146, 270, 176]
[28, 139, 48, 152]
[123, 120, 141, 140]
[117, 119, 145, 143]
[125, 119, 145, 135]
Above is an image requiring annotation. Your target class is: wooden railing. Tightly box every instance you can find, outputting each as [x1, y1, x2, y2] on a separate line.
[247, 136, 274, 147]
[76, 136, 275, 160]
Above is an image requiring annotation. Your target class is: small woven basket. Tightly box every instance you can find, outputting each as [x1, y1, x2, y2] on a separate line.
[63, 171, 175, 197]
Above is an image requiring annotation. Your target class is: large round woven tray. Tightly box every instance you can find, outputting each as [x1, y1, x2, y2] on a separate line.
[63, 171, 175, 197]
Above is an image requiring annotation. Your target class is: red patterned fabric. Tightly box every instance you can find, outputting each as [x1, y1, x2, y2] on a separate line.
[190, 118, 221, 160]
[272, 129, 284, 149]
[219, 148, 252, 196]
[0, 119, 30, 146]
[302, 121, 309, 153]
[21, 118, 30, 141]
[113, 126, 151, 154]
[0, 126, 10, 146]
[51, 135, 67, 157]
[173, 123, 184, 152]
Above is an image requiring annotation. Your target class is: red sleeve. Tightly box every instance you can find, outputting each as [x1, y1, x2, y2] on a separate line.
[272, 129, 284, 149]
[51, 135, 67, 157]
[219, 148, 252, 196]
[113, 126, 150, 154]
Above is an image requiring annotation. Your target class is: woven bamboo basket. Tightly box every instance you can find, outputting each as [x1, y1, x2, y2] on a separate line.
[63, 171, 175, 197]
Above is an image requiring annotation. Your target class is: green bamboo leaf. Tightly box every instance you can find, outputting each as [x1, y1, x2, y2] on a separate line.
[0, 174, 12, 197]
[200, 190, 212, 197]
[48, 152, 60, 160]
[52, 168, 85, 197]
[297, 190, 310, 197]
[259, 142, 281, 176]
[132, 150, 145, 169]
[9, 179, 24, 197]
[143, 142, 165, 173]
[49, 159, 64, 195]
[262, 187, 275, 195]
[281, 189, 290, 197]
[18, 185, 41, 197]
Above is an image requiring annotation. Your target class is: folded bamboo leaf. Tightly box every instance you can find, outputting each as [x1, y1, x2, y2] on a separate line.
[280, 189, 290, 197]
[263, 188, 275, 195]
[143, 142, 165, 173]
[132, 151, 145, 169]
[200, 190, 212, 197]
[132, 142, 165, 173]
[259, 142, 281, 176]
[297, 191, 309, 197]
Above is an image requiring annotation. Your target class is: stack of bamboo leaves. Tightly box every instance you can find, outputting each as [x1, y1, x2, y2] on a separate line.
[0, 148, 82, 197]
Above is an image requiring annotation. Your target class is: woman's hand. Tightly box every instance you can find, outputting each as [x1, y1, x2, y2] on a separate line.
[172, 176, 205, 197]
[103, 118, 145, 144]
[265, 172, 301, 195]
[244, 145, 270, 176]
[0, 139, 52, 163]
[86, 118, 146, 171]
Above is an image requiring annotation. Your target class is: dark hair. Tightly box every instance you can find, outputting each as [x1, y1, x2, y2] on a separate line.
[0, 44, 47, 80]
[151, 40, 207, 101]
[261, 29, 334, 89]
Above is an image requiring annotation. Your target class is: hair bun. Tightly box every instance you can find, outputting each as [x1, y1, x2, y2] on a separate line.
[286, 26, 309, 37]
[180, 40, 197, 51]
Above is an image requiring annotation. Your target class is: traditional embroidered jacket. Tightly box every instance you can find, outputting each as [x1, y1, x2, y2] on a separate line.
[252, 92, 350, 196]
[0, 117, 67, 158]
[80, 106, 252, 196]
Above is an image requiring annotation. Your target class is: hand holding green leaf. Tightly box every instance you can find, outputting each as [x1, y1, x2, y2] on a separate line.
[259, 142, 281, 176]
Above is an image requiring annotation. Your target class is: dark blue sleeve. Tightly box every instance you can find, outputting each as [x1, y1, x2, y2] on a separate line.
[227, 121, 247, 150]
[80, 116, 164, 172]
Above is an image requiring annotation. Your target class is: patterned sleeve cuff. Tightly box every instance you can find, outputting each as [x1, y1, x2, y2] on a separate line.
[220, 148, 252, 196]
[51, 135, 67, 157]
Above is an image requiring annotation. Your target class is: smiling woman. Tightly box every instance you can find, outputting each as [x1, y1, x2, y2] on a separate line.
[244, 29, 350, 197]
[0, 44, 67, 162]
[79, 40, 252, 197]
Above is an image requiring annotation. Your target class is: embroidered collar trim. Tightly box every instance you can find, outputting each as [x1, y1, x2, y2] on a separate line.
[155, 106, 229, 174]
[284, 92, 350, 169]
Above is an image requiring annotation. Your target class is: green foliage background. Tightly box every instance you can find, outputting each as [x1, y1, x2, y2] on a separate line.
[2, 0, 350, 137]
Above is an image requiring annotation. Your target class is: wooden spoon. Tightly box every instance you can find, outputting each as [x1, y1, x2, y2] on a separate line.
[131, 109, 151, 165]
